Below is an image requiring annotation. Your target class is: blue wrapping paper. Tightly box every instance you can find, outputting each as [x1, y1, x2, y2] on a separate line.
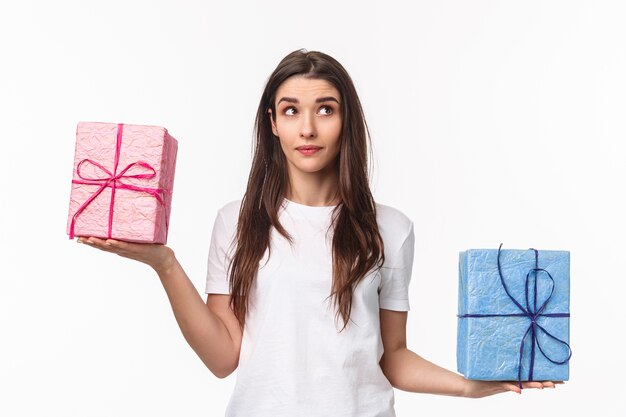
[457, 246, 571, 384]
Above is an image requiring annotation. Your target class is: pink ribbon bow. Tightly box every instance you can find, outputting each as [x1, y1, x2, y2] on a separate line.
[69, 123, 169, 240]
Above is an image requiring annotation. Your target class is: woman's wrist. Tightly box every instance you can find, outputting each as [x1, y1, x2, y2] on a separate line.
[152, 247, 178, 277]
[459, 378, 471, 398]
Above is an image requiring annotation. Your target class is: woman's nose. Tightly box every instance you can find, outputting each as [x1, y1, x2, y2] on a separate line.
[300, 112, 316, 138]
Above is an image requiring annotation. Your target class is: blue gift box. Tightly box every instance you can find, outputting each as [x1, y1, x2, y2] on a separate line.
[457, 245, 571, 385]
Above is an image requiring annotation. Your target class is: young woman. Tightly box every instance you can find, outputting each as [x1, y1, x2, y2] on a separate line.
[78, 49, 561, 416]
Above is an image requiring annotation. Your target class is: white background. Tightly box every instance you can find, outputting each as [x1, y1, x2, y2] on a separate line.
[1, 1, 624, 416]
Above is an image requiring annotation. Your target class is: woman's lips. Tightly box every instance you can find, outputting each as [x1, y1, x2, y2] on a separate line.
[297, 147, 321, 156]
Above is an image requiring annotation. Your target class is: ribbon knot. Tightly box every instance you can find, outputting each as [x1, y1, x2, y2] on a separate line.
[69, 123, 169, 240]
[458, 244, 572, 389]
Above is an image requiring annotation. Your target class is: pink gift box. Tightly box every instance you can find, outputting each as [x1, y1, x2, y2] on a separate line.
[66, 121, 178, 244]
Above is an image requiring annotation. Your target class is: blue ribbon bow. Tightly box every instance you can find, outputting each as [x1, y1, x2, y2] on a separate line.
[458, 243, 572, 389]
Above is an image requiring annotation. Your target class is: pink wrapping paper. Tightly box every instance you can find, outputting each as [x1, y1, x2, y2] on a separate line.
[66, 121, 178, 244]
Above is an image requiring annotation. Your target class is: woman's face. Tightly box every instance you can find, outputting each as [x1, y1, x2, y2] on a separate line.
[269, 76, 342, 178]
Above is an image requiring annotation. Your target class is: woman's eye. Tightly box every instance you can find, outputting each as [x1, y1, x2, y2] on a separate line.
[282, 105, 333, 116]
[319, 105, 333, 115]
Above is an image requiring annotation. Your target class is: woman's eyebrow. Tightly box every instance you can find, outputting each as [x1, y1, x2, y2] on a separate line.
[277, 96, 340, 105]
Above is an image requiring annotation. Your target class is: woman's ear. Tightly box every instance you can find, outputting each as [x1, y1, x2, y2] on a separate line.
[268, 108, 278, 137]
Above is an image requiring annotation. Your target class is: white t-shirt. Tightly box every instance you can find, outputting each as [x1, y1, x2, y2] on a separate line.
[205, 197, 415, 417]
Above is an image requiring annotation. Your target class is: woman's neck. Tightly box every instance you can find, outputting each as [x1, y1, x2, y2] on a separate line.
[285, 181, 340, 207]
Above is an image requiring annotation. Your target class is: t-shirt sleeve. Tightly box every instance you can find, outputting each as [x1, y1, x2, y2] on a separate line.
[378, 221, 415, 311]
[204, 210, 234, 295]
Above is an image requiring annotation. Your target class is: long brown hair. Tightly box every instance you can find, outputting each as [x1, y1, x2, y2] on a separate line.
[228, 48, 385, 332]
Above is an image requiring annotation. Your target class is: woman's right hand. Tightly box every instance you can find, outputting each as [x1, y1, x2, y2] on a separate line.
[76, 236, 176, 275]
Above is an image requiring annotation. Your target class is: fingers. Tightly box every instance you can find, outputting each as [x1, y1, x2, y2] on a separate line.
[517, 380, 562, 390]
[77, 236, 122, 253]
[77, 236, 103, 247]
[545, 381, 565, 387]
[76, 236, 164, 269]
[502, 382, 522, 395]
[522, 381, 546, 389]
[500, 380, 563, 394]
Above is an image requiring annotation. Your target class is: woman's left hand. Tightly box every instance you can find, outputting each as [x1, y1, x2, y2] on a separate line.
[463, 379, 564, 398]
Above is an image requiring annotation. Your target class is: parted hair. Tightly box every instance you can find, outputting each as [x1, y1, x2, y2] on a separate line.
[227, 48, 385, 332]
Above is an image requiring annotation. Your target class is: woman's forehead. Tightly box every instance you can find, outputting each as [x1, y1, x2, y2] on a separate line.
[276, 76, 340, 101]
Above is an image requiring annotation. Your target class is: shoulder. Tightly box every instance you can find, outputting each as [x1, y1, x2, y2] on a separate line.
[374, 201, 414, 254]
[374, 201, 413, 236]
[216, 199, 243, 225]
[210, 199, 242, 251]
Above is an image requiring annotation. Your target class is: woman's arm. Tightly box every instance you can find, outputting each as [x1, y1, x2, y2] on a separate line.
[379, 309, 561, 397]
[76, 237, 240, 378]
